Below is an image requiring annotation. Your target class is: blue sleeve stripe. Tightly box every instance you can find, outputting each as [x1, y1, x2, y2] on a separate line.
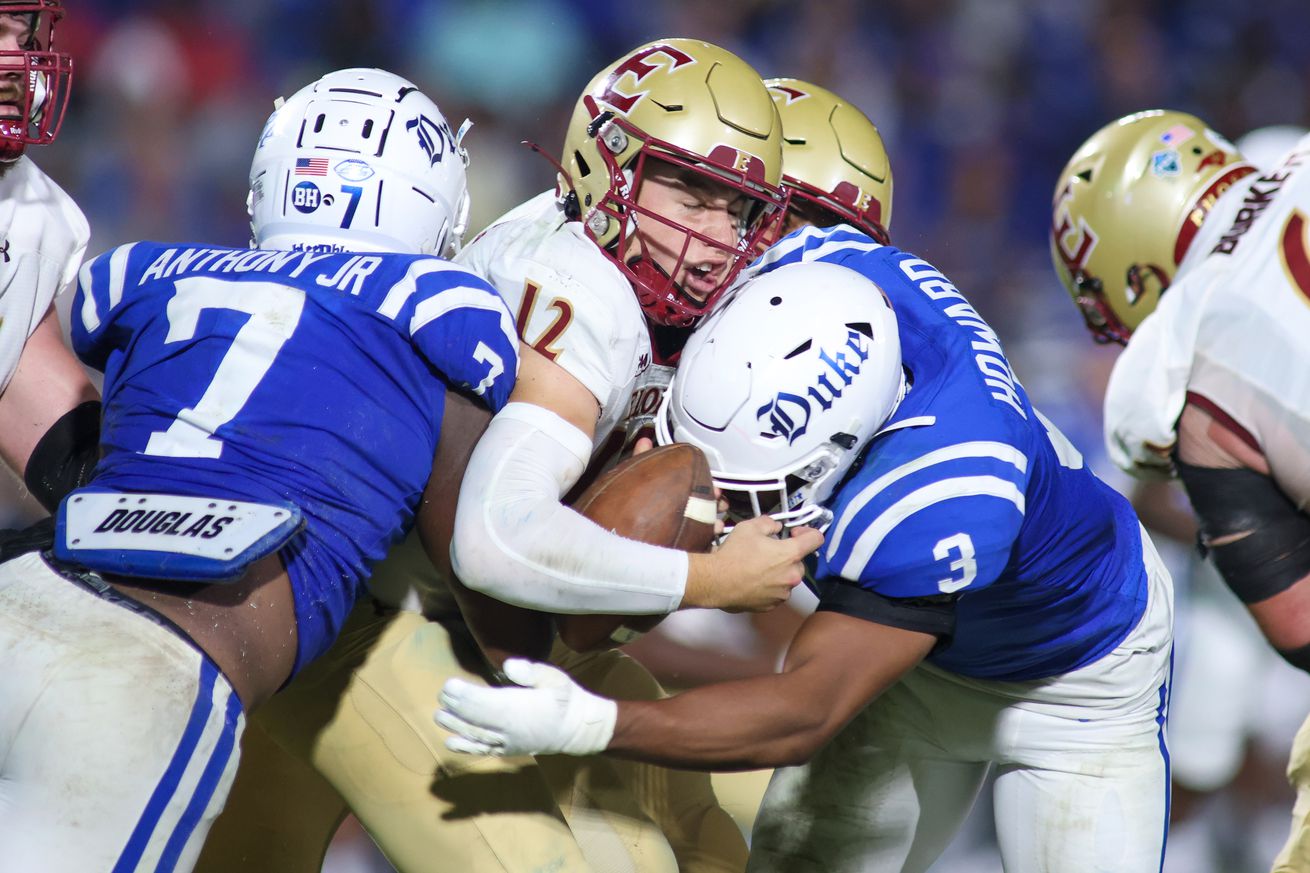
[377, 258, 470, 319]
[834, 475, 1027, 578]
[410, 286, 517, 348]
[827, 441, 1028, 558]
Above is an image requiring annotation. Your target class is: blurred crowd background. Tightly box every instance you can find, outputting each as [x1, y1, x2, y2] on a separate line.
[14, 0, 1310, 870]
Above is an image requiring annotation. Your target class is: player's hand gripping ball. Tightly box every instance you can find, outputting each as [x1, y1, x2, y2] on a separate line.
[556, 443, 717, 651]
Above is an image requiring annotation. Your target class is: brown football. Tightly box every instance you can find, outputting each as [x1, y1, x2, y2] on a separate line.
[557, 443, 717, 651]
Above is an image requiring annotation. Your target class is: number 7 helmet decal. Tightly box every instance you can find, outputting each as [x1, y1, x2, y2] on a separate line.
[249, 68, 471, 257]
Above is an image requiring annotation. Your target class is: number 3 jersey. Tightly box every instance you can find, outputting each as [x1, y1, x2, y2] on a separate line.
[753, 226, 1155, 682]
[70, 242, 519, 671]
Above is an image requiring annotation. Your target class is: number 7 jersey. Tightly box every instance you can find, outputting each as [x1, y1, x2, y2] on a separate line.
[70, 242, 519, 672]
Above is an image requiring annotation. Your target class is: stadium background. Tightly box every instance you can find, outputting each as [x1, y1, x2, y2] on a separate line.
[12, 0, 1310, 870]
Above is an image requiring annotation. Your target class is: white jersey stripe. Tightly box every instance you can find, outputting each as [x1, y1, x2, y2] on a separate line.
[107, 243, 134, 312]
[79, 257, 100, 332]
[377, 258, 469, 319]
[826, 441, 1029, 561]
[757, 225, 883, 271]
[837, 475, 1027, 579]
[410, 286, 517, 348]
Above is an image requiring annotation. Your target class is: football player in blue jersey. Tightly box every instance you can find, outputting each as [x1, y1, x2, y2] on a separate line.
[0, 68, 522, 873]
[439, 236, 1176, 872]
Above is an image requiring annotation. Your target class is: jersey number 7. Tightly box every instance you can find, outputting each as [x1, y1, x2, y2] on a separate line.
[145, 277, 305, 459]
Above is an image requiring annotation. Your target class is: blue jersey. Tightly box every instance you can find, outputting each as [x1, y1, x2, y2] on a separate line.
[71, 243, 519, 672]
[754, 227, 1148, 681]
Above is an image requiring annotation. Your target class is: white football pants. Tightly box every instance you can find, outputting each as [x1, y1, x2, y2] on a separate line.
[0, 552, 245, 873]
[750, 527, 1174, 873]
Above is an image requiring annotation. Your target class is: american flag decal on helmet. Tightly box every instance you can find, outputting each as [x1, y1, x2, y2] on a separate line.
[294, 158, 329, 176]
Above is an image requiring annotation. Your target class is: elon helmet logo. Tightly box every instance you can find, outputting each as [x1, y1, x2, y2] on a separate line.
[597, 44, 696, 114]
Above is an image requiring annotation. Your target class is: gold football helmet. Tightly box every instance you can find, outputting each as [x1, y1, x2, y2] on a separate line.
[765, 78, 892, 244]
[1050, 109, 1256, 344]
[559, 38, 788, 327]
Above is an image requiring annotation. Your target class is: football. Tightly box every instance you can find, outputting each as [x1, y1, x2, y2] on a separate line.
[557, 443, 717, 651]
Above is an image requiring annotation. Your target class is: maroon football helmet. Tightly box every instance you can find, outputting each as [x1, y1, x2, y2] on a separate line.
[0, 0, 72, 161]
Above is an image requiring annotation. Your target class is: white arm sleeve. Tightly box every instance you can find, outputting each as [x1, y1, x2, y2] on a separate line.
[451, 402, 688, 614]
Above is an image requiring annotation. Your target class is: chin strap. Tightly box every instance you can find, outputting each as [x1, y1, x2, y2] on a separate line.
[0, 138, 25, 162]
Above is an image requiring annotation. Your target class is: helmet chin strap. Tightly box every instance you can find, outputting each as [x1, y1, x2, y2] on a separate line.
[0, 136, 24, 163]
[625, 233, 678, 293]
[626, 232, 706, 313]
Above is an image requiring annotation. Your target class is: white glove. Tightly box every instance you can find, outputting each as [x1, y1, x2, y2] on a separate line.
[436, 658, 618, 757]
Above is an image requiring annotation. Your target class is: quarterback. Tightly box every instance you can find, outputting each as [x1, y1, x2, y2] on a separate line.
[0, 0, 98, 510]
[440, 231, 1175, 873]
[1049, 109, 1310, 873]
[0, 68, 520, 872]
[200, 38, 820, 873]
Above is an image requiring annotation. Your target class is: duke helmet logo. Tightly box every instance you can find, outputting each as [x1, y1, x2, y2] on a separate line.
[757, 392, 813, 445]
[407, 114, 457, 167]
[756, 327, 873, 445]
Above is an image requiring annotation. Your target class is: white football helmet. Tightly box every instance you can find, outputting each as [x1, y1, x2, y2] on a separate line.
[656, 260, 904, 532]
[249, 68, 471, 256]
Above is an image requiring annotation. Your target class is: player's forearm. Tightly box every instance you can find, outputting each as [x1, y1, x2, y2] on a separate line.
[451, 401, 688, 613]
[607, 672, 836, 771]
[0, 308, 100, 496]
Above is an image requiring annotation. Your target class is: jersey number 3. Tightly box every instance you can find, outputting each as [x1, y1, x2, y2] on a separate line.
[145, 277, 305, 459]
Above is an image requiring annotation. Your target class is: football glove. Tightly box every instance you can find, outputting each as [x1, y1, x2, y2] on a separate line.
[436, 657, 617, 757]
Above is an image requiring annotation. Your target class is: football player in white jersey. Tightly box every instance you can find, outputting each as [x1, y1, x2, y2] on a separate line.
[0, 1, 98, 511]
[1049, 109, 1310, 873]
[198, 39, 822, 873]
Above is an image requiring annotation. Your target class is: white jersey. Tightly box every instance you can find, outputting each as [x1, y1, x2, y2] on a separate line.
[1106, 134, 1310, 508]
[456, 190, 652, 447]
[0, 156, 89, 393]
[370, 192, 659, 614]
